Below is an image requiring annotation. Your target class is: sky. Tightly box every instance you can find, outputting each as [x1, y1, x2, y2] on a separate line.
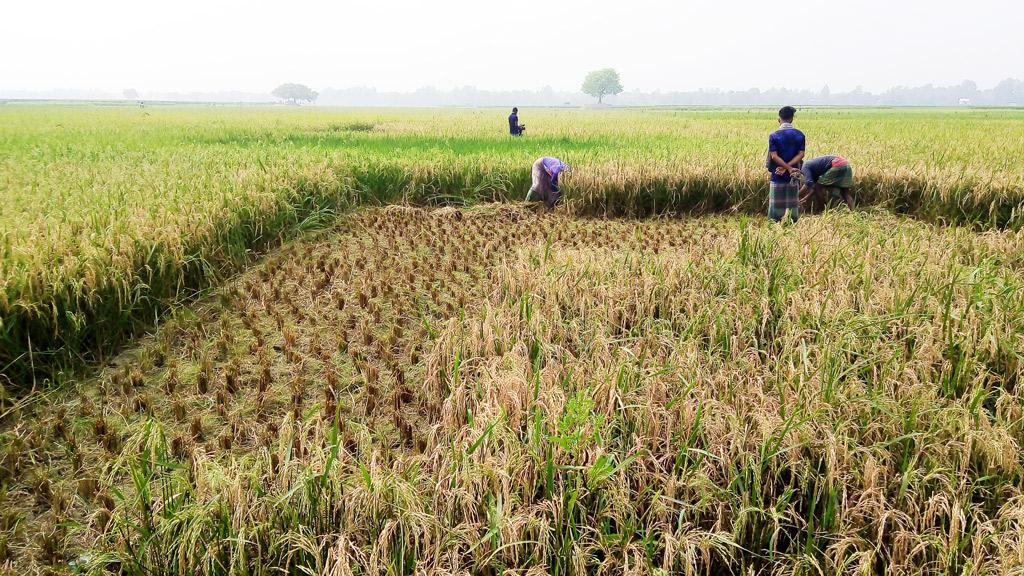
[2, 0, 1022, 95]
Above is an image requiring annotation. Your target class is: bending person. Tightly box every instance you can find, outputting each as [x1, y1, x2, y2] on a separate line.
[798, 155, 855, 211]
[526, 157, 568, 208]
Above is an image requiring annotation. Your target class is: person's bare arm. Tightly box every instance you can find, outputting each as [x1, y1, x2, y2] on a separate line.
[770, 151, 792, 175]
[798, 184, 814, 205]
[788, 151, 805, 173]
[769, 151, 788, 167]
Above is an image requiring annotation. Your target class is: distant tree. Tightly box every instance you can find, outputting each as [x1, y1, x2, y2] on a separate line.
[272, 83, 318, 105]
[958, 79, 978, 94]
[123, 88, 139, 100]
[581, 68, 623, 104]
[992, 78, 1022, 105]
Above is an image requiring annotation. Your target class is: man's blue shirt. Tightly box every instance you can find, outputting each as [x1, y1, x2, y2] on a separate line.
[509, 113, 521, 135]
[767, 125, 806, 183]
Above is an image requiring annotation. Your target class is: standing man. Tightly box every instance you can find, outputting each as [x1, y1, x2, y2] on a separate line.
[766, 106, 805, 223]
[526, 157, 568, 208]
[509, 107, 525, 136]
[798, 155, 855, 211]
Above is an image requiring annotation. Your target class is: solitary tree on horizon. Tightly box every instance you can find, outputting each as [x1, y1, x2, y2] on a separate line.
[581, 69, 623, 104]
[272, 83, 318, 105]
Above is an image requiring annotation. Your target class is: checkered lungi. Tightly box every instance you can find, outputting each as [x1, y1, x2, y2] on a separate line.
[818, 164, 854, 189]
[768, 180, 800, 223]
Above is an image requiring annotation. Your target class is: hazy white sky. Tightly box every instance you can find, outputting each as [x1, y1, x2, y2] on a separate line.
[2, 0, 1021, 94]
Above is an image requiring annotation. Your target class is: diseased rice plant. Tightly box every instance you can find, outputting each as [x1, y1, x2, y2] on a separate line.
[2, 205, 1022, 574]
[2, 106, 1023, 384]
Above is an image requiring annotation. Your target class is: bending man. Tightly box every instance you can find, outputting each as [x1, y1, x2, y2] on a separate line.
[799, 155, 855, 210]
[526, 157, 568, 208]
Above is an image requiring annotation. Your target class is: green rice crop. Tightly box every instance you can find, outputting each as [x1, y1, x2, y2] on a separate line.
[2, 105, 1023, 387]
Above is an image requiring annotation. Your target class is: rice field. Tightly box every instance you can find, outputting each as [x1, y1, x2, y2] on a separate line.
[2, 105, 1024, 385]
[2, 205, 1023, 574]
[1, 105, 1024, 574]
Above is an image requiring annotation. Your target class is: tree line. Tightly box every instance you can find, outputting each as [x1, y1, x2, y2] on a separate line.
[313, 78, 1024, 107]
[75, 76, 1023, 107]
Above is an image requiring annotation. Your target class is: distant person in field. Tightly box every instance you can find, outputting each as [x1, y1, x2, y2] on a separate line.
[765, 106, 806, 223]
[798, 155, 855, 211]
[526, 157, 568, 208]
[509, 107, 525, 136]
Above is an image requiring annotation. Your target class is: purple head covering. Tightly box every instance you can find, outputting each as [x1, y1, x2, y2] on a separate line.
[541, 157, 568, 179]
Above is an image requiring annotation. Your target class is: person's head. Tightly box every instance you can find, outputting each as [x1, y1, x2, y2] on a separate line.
[512, 107, 518, 113]
[778, 106, 796, 124]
